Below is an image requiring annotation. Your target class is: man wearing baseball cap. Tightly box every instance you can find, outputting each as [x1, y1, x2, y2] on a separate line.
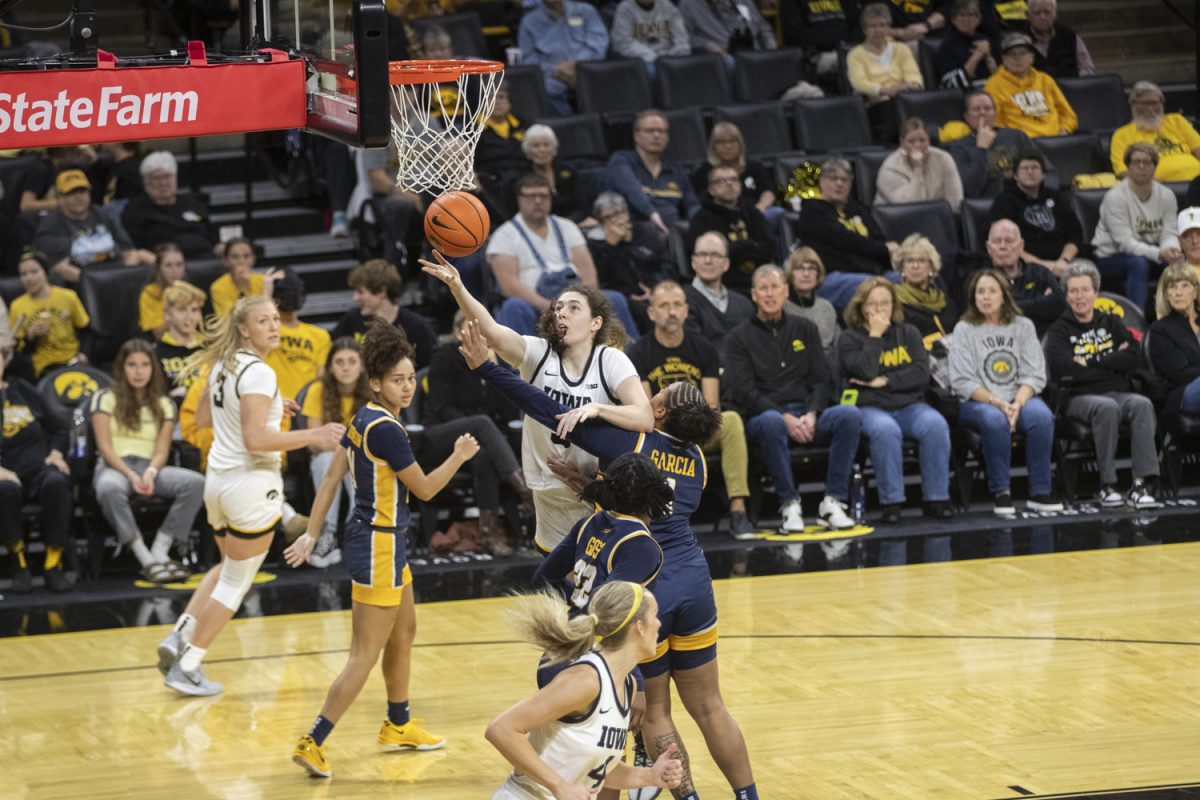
[1180, 207, 1200, 278]
[32, 169, 154, 284]
[983, 31, 1077, 139]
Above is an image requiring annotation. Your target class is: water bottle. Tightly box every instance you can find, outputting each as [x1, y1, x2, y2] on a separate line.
[850, 464, 866, 525]
[70, 405, 87, 460]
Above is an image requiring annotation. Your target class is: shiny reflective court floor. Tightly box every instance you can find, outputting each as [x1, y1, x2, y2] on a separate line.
[2, 540, 1198, 799]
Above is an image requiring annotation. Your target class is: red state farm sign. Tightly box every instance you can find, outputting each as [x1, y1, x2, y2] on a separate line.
[0, 49, 306, 149]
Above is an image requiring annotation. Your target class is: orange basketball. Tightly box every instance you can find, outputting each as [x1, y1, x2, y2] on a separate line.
[424, 191, 491, 257]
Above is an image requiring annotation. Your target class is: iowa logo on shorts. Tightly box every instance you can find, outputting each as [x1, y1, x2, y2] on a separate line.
[267, 488, 279, 501]
[52, 370, 99, 403]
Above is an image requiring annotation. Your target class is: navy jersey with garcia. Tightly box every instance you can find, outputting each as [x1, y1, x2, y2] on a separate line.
[344, 401, 416, 530]
[475, 361, 707, 555]
[533, 511, 664, 609]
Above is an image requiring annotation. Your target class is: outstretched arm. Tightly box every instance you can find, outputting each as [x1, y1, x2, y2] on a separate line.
[420, 251, 527, 367]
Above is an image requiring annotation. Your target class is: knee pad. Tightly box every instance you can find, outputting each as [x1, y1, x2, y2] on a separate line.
[211, 551, 267, 611]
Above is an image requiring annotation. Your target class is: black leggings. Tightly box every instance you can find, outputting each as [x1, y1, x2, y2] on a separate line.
[0, 466, 73, 548]
[411, 415, 519, 509]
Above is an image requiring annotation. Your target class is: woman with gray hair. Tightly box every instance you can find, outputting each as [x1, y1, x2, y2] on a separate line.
[586, 192, 667, 333]
[513, 124, 591, 223]
[1044, 261, 1160, 509]
[893, 233, 959, 341]
[120, 149, 219, 257]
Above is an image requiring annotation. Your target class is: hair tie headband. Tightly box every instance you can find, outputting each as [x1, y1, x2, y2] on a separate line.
[594, 583, 643, 646]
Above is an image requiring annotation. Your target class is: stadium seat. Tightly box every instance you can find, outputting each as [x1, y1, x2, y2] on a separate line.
[853, 149, 891, 205]
[1096, 291, 1147, 338]
[576, 58, 654, 115]
[917, 37, 943, 89]
[1058, 74, 1129, 133]
[1165, 181, 1191, 210]
[732, 47, 806, 102]
[793, 96, 875, 153]
[714, 103, 793, 156]
[0, 274, 21, 305]
[504, 64, 552, 122]
[668, 219, 691, 279]
[655, 54, 732, 109]
[872, 200, 959, 261]
[960, 197, 992, 256]
[1142, 327, 1200, 497]
[534, 113, 608, 165]
[1071, 189, 1106, 242]
[661, 107, 708, 165]
[410, 12, 488, 58]
[894, 89, 964, 132]
[78, 264, 147, 364]
[1035, 133, 1105, 188]
[1160, 82, 1196, 118]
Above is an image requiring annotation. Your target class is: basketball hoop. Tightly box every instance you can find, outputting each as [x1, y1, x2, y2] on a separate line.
[388, 59, 505, 194]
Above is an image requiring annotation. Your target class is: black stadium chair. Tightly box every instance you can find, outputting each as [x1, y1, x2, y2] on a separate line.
[714, 103, 793, 156]
[732, 47, 806, 102]
[410, 12, 488, 58]
[793, 96, 875, 153]
[661, 107, 708, 165]
[1058, 74, 1129, 134]
[894, 89, 964, 132]
[655, 53, 732, 109]
[534, 113, 608, 165]
[916, 37, 943, 89]
[872, 200, 959, 262]
[576, 58, 654, 115]
[1071, 189, 1107, 242]
[960, 197, 993, 256]
[1035, 133, 1105, 188]
[853, 149, 891, 205]
[77, 264, 147, 364]
[1160, 82, 1196, 118]
[503, 64, 552, 122]
[0, 274, 21, 305]
[1097, 291, 1147, 338]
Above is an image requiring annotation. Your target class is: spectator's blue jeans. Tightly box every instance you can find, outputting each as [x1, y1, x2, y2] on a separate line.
[495, 292, 641, 339]
[544, 75, 573, 116]
[958, 397, 1055, 497]
[1095, 253, 1153, 313]
[859, 403, 951, 505]
[745, 403, 862, 505]
[1182, 377, 1200, 413]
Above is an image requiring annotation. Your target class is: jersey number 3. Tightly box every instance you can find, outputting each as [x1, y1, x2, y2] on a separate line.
[212, 375, 226, 409]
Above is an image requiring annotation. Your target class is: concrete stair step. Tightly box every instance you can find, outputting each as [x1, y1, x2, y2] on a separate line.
[299, 290, 355, 321]
[212, 206, 325, 239]
[260, 232, 356, 262]
[207, 181, 294, 211]
[177, 150, 269, 188]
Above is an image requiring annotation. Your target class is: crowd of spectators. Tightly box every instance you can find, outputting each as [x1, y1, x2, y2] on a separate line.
[6, 0, 1200, 590]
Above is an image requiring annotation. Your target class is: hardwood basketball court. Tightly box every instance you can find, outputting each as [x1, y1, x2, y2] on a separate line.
[2, 542, 1198, 799]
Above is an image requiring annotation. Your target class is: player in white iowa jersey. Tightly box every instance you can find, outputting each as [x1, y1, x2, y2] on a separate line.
[157, 296, 345, 696]
[487, 582, 683, 800]
[421, 253, 653, 552]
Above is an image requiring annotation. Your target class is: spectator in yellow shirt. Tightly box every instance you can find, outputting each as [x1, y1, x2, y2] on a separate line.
[264, 269, 332, 402]
[9, 251, 90, 377]
[847, 2, 924, 141]
[1111, 81, 1200, 182]
[208, 236, 281, 317]
[138, 243, 188, 338]
[984, 31, 1076, 139]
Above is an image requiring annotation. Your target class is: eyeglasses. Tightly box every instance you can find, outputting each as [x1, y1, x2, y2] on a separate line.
[794, 263, 820, 273]
[709, 176, 740, 186]
[1016, 163, 1044, 172]
[519, 192, 552, 200]
[637, 127, 668, 135]
[1128, 158, 1156, 167]
[694, 251, 727, 260]
[823, 173, 851, 184]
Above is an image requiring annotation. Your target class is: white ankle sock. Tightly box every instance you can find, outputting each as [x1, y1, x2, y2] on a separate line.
[179, 643, 206, 672]
[130, 539, 155, 568]
[173, 613, 197, 641]
[151, 532, 173, 562]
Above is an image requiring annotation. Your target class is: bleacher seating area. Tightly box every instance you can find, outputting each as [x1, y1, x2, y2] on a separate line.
[3, 0, 1200, 593]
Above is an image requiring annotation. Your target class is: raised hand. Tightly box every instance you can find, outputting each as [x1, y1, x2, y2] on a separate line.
[457, 320, 492, 369]
[419, 250, 462, 288]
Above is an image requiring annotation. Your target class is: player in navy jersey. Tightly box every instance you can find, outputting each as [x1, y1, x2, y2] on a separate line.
[284, 322, 480, 778]
[460, 322, 760, 800]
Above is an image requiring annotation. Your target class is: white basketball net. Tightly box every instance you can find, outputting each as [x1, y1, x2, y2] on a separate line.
[389, 63, 504, 194]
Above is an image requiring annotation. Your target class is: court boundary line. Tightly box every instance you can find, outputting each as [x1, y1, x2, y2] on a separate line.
[3, 632, 1198, 683]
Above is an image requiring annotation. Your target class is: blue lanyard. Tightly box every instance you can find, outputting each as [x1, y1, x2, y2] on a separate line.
[514, 216, 570, 274]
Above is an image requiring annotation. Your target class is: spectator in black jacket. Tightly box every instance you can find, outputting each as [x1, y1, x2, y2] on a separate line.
[985, 218, 1064, 335]
[586, 192, 668, 334]
[1045, 262, 1159, 508]
[795, 157, 898, 310]
[1148, 263, 1200, 416]
[988, 150, 1090, 281]
[121, 151, 220, 258]
[942, 90, 1051, 198]
[516, 124, 593, 224]
[686, 165, 775, 293]
[683, 231, 755, 354]
[724, 264, 861, 533]
[778, 0, 855, 84]
[934, 0, 997, 88]
[331, 258, 437, 369]
[0, 346, 73, 593]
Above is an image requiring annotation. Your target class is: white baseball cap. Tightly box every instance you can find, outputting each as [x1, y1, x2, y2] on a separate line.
[1179, 206, 1200, 235]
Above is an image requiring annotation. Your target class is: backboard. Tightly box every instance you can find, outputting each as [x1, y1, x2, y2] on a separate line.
[259, 0, 391, 147]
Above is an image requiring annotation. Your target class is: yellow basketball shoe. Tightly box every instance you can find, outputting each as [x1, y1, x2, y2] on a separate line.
[292, 735, 331, 778]
[378, 719, 446, 751]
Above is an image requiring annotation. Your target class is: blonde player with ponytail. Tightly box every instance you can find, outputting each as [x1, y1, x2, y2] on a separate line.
[487, 582, 684, 800]
[156, 295, 345, 696]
